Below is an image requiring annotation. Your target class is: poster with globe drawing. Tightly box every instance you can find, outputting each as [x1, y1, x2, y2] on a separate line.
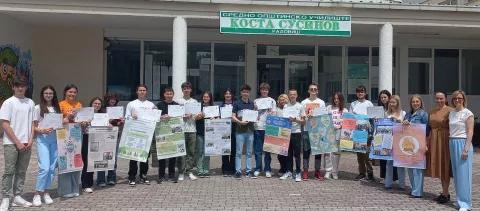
[392, 123, 427, 169]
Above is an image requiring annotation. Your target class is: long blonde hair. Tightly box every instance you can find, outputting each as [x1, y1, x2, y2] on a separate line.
[387, 95, 402, 117]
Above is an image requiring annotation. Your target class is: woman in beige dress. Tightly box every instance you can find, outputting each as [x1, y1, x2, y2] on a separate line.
[427, 92, 453, 204]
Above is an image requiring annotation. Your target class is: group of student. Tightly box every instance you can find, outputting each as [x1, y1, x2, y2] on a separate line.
[0, 79, 474, 211]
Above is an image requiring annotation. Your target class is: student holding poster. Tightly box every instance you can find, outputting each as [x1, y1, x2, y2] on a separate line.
[32, 85, 61, 207]
[221, 89, 236, 176]
[125, 84, 156, 186]
[195, 91, 214, 178]
[384, 95, 406, 190]
[253, 82, 277, 178]
[273, 94, 289, 177]
[57, 84, 83, 198]
[175, 82, 199, 181]
[448, 90, 474, 211]
[300, 83, 326, 181]
[376, 90, 394, 183]
[349, 85, 374, 181]
[232, 84, 255, 179]
[325, 92, 348, 180]
[402, 95, 429, 198]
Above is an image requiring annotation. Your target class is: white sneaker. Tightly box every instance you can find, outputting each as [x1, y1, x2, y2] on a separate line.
[324, 172, 331, 179]
[280, 172, 292, 180]
[83, 188, 93, 193]
[295, 173, 302, 182]
[73, 193, 80, 197]
[12, 195, 32, 207]
[332, 173, 339, 180]
[178, 174, 184, 181]
[0, 198, 10, 211]
[62, 193, 75, 198]
[189, 173, 198, 181]
[254, 171, 260, 177]
[43, 193, 54, 205]
[32, 194, 42, 207]
[265, 171, 272, 178]
[459, 208, 469, 211]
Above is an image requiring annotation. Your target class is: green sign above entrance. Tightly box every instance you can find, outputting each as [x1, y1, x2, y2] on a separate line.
[220, 11, 351, 37]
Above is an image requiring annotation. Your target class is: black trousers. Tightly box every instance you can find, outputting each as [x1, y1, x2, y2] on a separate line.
[158, 158, 176, 178]
[128, 159, 149, 181]
[81, 134, 94, 188]
[380, 160, 398, 180]
[221, 126, 236, 174]
[278, 133, 302, 174]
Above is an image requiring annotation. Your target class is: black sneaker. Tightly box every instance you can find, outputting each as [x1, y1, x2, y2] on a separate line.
[129, 180, 136, 187]
[366, 173, 376, 182]
[436, 194, 450, 204]
[156, 177, 164, 184]
[168, 175, 177, 183]
[354, 174, 366, 181]
[234, 172, 242, 180]
[246, 171, 257, 179]
[139, 175, 150, 185]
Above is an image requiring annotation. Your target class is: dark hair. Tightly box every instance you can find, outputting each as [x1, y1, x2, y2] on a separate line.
[434, 91, 449, 106]
[377, 90, 392, 110]
[356, 85, 369, 100]
[13, 78, 27, 87]
[259, 82, 270, 90]
[162, 87, 174, 101]
[288, 88, 298, 93]
[39, 85, 61, 117]
[201, 91, 214, 106]
[181, 82, 192, 89]
[103, 93, 119, 107]
[223, 89, 234, 102]
[308, 83, 318, 88]
[332, 92, 345, 113]
[240, 84, 251, 92]
[89, 97, 104, 113]
[63, 84, 78, 100]
[136, 84, 148, 91]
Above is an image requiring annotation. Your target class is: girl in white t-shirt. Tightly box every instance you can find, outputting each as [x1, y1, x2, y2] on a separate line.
[384, 95, 406, 190]
[325, 92, 348, 180]
[448, 90, 474, 211]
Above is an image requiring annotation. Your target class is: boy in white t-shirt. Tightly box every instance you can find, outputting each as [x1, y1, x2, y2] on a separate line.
[0, 80, 35, 210]
[253, 82, 277, 178]
[348, 85, 375, 181]
[300, 83, 326, 181]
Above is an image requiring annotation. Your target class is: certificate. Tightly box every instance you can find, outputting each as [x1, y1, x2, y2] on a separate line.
[282, 107, 300, 118]
[184, 102, 201, 114]
[256, 98, 273, 110]
[203, 106, 220, 118]
[136, 108, 162, 122]
[91, 113, 110, 127]
[367, 106, 385, 119]
[107, 106, 124, 119]
[220, 105, 233, 119]
[39, 113, 63, 129]
[74, 107, 94, 122]
[312, 107, 328, 116]
[241, 109, 258, 122]
[168, 105, 184, 117]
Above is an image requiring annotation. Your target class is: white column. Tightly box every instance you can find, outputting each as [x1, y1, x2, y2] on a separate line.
[172, 16, 187, 97]
[379, 23, 393, 93]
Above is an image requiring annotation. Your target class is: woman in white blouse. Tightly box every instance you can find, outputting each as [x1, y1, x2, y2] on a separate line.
[448, 90, 474, 211]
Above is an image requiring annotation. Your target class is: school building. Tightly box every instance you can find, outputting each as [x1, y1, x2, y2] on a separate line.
[1, 0, 480, 114]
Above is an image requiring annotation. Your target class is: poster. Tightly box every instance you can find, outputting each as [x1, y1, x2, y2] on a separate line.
[339, 113, 369, 153]
[87, 127, 119, 172]
[56, 123, 83, 174]
[118, 119, 156, 162]
[264, 115, 292, 156]
[306, 114, 337, 155]
[204, 119, 232, 156]
[369, 118, 394, 160]
[392, 123, 427, 169]
[155, 117, 187, 160]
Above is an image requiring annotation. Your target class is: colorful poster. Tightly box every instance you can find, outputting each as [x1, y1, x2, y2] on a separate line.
[306, 114, 337, 155]
[56, 123, 83, 174]
[340, 113, 369, 153]
[264, 115, 292, 156]
[393, 123, 427, 169]
[118, 119, 156, 162]
[369, 118, 394, 160]
[155, 117, 187, 160]
[204, 119, 232, 156]
[87, 127, 119, 172]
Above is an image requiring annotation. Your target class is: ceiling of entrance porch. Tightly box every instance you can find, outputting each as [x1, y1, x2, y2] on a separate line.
[3, 11, 480, 40]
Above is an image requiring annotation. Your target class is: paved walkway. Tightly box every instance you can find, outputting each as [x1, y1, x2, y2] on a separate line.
[0, 143, 478, 211]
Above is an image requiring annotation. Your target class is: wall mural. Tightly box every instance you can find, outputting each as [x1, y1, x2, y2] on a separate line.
[0, 44, 33, 105]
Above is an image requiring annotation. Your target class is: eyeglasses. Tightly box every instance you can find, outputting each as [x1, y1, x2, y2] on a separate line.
[453, 97, 464, 101]
[309, 88, 318, 91]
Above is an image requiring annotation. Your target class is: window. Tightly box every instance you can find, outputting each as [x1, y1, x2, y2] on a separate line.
[347, 47, 369, 102]
[461, 49, 480, 95]
[434, 49, 459, 94]
[318, 46, 342, 103]
[144, 41, 172, 101]
[106, 40, 140, 101]
[257, 45, 315, 56]
[188, 43, 211, 99]
[213, 43, 245, 101]
[408, 62, 430, 94]
[408, 48, 432, 58]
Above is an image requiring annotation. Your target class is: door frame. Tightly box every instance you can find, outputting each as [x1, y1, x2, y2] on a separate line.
[407, 57, 434, 110]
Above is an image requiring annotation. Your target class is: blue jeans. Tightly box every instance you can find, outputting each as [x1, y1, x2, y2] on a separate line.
[35, 132, 58, 192]
[235, 131, 253, 174]
[385, 160, 405, 188]
[407, 168, 424, 197]
[254, 130, 271, 172]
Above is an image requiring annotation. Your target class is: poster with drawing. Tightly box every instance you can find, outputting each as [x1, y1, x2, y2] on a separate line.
[155, 117, 187, 160]
[393, 123, 427, 169]
[118, 119, 156, 162]
[264, 115, 291, 156]
[339, 113, 369, 153]
[306, 114, 337, 155]
[369, 118, 394, 160]
[204, 118, 232, 156]
[87, 127, 119, 172]
[57, 123, 83, 174]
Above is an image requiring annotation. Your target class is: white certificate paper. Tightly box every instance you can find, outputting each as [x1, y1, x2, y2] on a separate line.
[184, 102, 201, 114]
[282, 107, 300, 118]
[168, 105, 185, 117]
[241, 109, 258, 122]
[136, 108, 162, 122]
[39, 113, 63, 129]
[256, 98, 273, 110]
[367, 106, 385, 119]
[312, 107, 328, 116]
[91, 113, 110, 127]
[220, 105, 233, 119]
[106, 106, 124, 119]
[203, 106, 220, 118]
[74, 107, 94, 122]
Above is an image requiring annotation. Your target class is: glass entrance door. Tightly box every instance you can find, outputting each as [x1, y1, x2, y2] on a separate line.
[257, 58, 285, 97]
[288, 58, 313, 99]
